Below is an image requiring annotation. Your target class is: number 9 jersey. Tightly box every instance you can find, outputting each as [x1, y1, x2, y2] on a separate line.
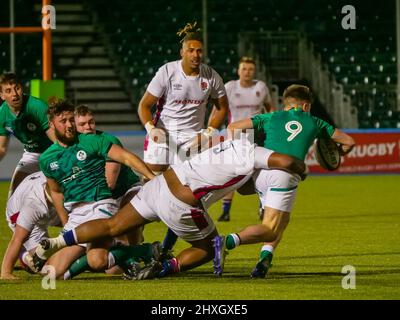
[251, 108, 335, 160]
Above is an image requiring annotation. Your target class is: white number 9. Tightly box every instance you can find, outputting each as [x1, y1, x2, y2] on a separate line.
[285, 121, 302, 141]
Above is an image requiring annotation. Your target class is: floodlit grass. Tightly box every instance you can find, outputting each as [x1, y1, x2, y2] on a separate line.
[0, 175, 399, 300]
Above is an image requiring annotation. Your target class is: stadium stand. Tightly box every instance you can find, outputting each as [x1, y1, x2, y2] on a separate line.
[1, 0, 398, 128]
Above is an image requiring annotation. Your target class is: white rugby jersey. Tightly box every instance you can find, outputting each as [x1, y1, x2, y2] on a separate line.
[171, 139, 273, 210]
[146, 60, 226, 133]
[226, 79, 271, 123]
[6, 172, 59, 232]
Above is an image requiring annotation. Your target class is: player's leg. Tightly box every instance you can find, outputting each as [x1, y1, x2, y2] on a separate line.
[234, 207, 290, 245]
[86, 238, 114, 271]
[161, 228, 218, 276]
[218, 191, 235, 222]
[45, 245, 86, 279]
[33, 202, 150, 268]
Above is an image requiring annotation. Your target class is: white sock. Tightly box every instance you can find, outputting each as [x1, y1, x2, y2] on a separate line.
[54, 234, 67, 249]
[230, 233, 241, 247]
[261, 244, 274, 254]
[107, 252, 115, 269]
[63, 270, 71, 280]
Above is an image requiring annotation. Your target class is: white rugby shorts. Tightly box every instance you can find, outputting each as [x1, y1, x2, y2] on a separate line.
[131, 174, 215, 242]
[253, 169, 300, 213]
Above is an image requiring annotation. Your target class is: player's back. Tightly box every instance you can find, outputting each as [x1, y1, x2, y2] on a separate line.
[6, 172, 59, 229]
[171, 139, 256, 209]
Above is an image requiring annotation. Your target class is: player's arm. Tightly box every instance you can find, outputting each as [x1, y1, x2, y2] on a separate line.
[227, 118, 254, 139]
[107, 144, 155, 181]
[0, 225, 30, 280]
[208, 95, 229, 131]
[47, 178, 68, 226]
[105, 161, 121, 191]
[255, 147, 307, 179]
[138, 91, 166, 143]
[0, 135, 10, 161]
[331, 129, 355, 156]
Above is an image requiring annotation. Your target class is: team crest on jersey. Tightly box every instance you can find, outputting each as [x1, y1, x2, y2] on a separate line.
[50, 161, 59, 170]
[27, 122, 37, 131]
[256, 91, 260, 97]
[200, 81, 208, 91]
[76, 150, 87, 161]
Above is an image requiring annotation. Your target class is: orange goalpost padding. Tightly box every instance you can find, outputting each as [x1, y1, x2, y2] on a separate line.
[0, 0, 52, 80]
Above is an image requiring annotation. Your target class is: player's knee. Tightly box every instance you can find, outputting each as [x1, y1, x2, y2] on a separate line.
[87, 254, 108, 271]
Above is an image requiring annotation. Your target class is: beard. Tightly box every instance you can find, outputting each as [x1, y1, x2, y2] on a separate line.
[55, 127, 76, 145]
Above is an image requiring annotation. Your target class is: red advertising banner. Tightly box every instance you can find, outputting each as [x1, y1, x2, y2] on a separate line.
[305, 130, 400, 174]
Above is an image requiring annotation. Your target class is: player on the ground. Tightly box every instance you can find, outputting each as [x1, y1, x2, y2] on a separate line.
[0, 72, 56, 197]
[34, 99, 156, 279]
[0, 172, 60, 280]
[33, 135, 307, 279]
[213, 84, 355, 277]
[138, 21, 229, 257]
[216, 56, 275, 222]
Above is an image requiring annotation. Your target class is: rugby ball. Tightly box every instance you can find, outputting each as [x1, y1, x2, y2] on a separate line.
[314, 137, 341, 171]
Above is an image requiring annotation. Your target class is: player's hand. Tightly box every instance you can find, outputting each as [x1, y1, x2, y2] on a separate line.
[184, 127, 217, 152]
[150, 128, 167, 144]
[145, 121, 167, 144]
[0, 273, 19, 280]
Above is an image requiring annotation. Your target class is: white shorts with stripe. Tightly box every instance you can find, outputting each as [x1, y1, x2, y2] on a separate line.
[253, 169, 300, 213]
[63, 199, 119, 232]
[131, 174, 215, 242]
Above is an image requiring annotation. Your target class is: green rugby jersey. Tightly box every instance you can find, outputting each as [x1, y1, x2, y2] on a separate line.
[0, 94, 52, 152]
[252, 108, 335, 160]
[39, 133, 113, 204]
[97, 130, 140, 199]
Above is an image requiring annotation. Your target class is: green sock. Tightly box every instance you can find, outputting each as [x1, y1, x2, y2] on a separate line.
[66, 254, 91, 279]
[259, 250, 273, 262]
[226, 234, 240, 250]
[109, 243, 152, 265]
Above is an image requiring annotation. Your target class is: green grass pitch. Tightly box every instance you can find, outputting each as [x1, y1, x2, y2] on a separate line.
[0, 175, 399, 300]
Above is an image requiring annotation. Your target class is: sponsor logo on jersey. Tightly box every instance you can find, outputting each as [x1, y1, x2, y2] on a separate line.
[173, 83, 183, 91]
[256, 91, 260, 97]
[76, 150, 87, 161]
[173, 99, 205, 105]
[50, 161, 59, 170]
[27, 122, 37, 131]
[200, 81, 208, 91]
[235, 93, 241, 98]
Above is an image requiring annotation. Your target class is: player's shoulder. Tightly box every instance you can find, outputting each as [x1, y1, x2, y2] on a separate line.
[26, 95, 48, 109]
[200, 63, 222, 79]
[161, 60, 180, 75]
[96, 130, 122, 145]
[253, 79, 267, 89]
[39, 143, 58, 162]
[225, 80, 236, 89]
